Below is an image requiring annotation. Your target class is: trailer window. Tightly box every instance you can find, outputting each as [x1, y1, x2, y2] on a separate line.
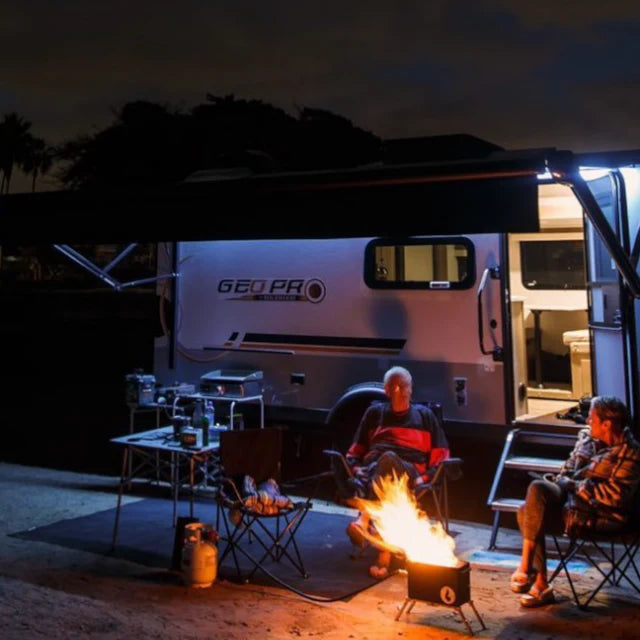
[520, 240, 585, 290]
[364, 238, 475, 289]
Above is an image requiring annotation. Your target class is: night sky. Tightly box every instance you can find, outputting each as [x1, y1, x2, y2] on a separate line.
[3, 1, 640, 191]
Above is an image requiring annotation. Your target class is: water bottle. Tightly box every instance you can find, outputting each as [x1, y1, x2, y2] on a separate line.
[192, 399, 203, 427]
[201, 413, 210, 447]
[205, 401, 215, 429]
[193, 399, 209, 447]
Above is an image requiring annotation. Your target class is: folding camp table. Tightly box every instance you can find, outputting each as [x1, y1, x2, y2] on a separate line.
[110, 426, 220, 549]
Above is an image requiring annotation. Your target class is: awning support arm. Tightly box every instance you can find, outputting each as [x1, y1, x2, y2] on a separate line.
[102, 243, 138, 273]
[53, 243, 176, 291]
[54, 244, 120, 288]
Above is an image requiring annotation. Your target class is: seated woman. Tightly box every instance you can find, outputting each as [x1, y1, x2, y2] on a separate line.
[511, 395, 640, 607]
[343, 366, 449, 578]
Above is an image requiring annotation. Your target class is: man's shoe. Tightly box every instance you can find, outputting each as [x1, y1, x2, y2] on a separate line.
[369, 564, 389, 579]
[519, 585, 555, 608]
[369, 549, 392, 579]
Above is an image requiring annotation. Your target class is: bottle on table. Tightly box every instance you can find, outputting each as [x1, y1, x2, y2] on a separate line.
[205, 401, 215, 429]
[193, 399, 209, 447]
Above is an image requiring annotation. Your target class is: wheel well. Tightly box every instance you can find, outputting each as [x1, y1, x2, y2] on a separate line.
[325, 382, 387, 452]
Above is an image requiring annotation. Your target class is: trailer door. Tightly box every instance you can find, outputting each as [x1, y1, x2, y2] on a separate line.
[583, 172, 636, 410]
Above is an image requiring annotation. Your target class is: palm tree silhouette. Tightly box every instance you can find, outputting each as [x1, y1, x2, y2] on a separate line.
[0, 112, 34, 194]
[23, 137, 54, 192]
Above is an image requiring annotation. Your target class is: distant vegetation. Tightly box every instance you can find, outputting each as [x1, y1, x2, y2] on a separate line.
[0, 95, 381, 193]
[0, 113, 54, 194]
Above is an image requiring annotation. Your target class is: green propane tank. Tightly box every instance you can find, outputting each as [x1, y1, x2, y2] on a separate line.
[181, 522, 219, 587]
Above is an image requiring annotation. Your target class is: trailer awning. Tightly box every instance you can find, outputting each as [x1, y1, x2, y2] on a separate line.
[0, 151, 550, 243]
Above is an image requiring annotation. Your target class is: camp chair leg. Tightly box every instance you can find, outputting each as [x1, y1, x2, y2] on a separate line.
[442, 480, 450, 533]
[281, 509, 310, 576]
[218, 504, 312, 582]
[217, 507, 246, 579]
[551, 535, 584, 608]
[583, 542, 623, 590]
[616, 539, 640, 587]
[590, 540, 640, 596]
[552, 533, 640, 608]
[619, 547, 640, 592]
[244, 507, 311, 580]
[275, 514, 282, 560]
[430, 490, 445, 531]
[549, 536, 581, 583]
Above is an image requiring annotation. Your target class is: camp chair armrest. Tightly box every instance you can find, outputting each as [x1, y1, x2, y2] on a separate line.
[322, 449, 355, 478]
[281, 470, 335, 491]
[431, 457, 463, 484]
[218, 476, 244, 503]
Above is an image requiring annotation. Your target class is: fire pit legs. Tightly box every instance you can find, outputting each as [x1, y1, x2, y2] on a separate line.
[395, 597, 487, 636]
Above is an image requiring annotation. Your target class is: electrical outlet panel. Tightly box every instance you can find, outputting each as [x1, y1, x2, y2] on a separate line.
[454, 377, 468, 407]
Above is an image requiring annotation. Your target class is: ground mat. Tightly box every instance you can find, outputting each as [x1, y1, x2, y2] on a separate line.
[466, 549, 590, 574]
[9, 498, 389, 599]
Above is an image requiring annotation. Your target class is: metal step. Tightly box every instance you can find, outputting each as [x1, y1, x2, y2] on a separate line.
[504, 456, 565, 473]
[490, 498, 524, 512]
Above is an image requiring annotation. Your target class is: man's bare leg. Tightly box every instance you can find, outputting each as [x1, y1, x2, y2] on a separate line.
[369, 549, 391, 579]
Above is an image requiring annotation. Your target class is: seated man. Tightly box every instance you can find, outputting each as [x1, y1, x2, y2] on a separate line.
[344, 366, 449, 577]
[511, 395, 640, 607]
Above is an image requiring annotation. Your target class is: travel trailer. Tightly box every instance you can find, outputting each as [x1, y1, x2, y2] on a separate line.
[148, 142, 640, 441]
[2, 137, 639, 441]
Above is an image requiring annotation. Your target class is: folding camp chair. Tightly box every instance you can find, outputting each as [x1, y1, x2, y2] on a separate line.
[549, 497, 640, 609]
[323, 395, 462, 533]
[215, 428, 312, 582]
[324, 449, 462, 533]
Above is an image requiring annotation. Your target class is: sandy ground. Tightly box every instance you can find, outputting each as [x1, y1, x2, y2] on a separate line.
[2, 462, 640, 639]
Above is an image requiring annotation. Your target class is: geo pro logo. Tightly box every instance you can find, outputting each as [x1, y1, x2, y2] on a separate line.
[218, 278, 326, 303]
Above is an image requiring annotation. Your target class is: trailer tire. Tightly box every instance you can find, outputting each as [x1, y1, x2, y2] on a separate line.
[325, 382, 387, 452]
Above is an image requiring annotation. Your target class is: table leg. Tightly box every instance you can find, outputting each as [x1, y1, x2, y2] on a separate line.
[189, 456, 195, 518]
[127, 408, 135, 489]
[172, 452, 179, 527]
[111, 447, 129, 550]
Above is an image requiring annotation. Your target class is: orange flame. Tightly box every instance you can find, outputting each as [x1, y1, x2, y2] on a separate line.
[356, 471, 457, 567]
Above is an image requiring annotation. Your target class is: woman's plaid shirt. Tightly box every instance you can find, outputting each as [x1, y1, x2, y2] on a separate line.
[560, 426, 640, 522]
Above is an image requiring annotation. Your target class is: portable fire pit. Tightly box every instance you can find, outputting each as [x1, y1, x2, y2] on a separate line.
[395, 559, 486, 635]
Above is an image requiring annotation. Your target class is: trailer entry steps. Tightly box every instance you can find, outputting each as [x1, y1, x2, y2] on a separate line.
[487, 428, 579, 550]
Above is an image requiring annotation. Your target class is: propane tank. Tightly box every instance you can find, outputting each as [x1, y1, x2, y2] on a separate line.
[181, 522, 219, 587]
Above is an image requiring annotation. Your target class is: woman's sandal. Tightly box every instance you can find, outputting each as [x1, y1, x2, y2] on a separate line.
[510, 570, 536, 593]
[520, 585, 555, 608]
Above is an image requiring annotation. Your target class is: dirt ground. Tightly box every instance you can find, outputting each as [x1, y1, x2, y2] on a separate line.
[2, 462, 640, 640]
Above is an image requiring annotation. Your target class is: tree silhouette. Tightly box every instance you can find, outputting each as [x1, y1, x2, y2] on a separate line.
[0, 112, 35, 194]
[23, 137, 55, 192]
[191, 94, 297, 171]
[56, 95, 382, 189]
[57, 101, 192, 189]
[292, 106, 381, 170]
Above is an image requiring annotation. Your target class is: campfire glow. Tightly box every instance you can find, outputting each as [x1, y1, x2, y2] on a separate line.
[357, 471, 458, 567]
